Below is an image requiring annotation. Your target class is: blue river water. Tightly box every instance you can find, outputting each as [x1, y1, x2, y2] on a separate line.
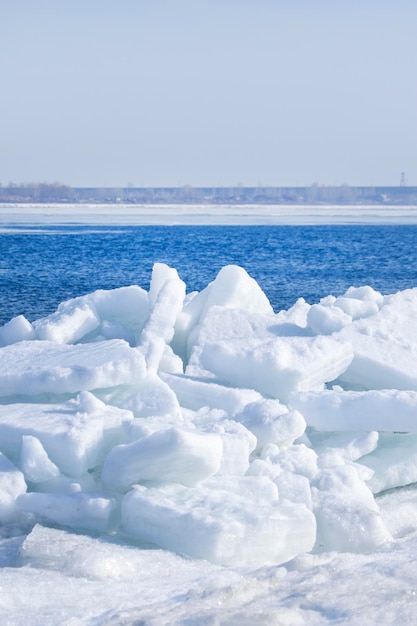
[1, 224, 416, 326]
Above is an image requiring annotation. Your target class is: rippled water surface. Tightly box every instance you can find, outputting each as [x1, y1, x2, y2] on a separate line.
[1, 224, 417, 325]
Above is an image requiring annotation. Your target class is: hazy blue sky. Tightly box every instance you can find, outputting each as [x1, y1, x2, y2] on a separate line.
[1, 1, 416, 187]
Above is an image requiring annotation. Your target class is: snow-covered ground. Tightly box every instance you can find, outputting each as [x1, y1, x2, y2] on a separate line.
[1, 202, 417, 226]
[1, 260, 417, 623]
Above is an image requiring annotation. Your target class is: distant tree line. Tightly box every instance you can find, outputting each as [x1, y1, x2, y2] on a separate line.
[0, 182, 75, 202]
[1, 182, 417, 205]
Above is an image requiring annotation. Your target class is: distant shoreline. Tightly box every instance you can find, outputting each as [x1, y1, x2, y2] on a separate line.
[2, 203, 417, 226]
[1, 184, 417, 206]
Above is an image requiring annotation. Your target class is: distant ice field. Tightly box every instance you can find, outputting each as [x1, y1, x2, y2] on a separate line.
[2, 202, 417, 226]
[1, 204, 417, 326]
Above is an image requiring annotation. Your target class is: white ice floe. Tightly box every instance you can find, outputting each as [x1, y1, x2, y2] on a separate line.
[0, 315, 35, 347]
[16, 491, 119, 532]
[290, 388, 417, 432]
[160, 371, 262, 415]
[122, 482, 316, 566]
[312, 463, 392, 552]
[185, 304, 353, 401]
[32, 285, 149, 346]
[2, 260, 417, 619]
[0, 392, 133, 477]
[336, 288, 417, 390]
[0, 338, 146, 397]
[139, 263, 186, 372]
[173, 264, 273, 362]
[102, 426, 223, 491]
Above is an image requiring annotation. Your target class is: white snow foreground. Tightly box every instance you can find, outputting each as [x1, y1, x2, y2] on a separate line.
[1, 264, 417, 576]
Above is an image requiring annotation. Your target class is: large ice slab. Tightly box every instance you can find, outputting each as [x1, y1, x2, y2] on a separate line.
[102, 427, 222, 491]
[173, 265, 273, 362]
[185, 306, 353, 401]
[16, 491, 118, 532]
[33, 285, 149, 345]
[0, 392, 133, 477]
[336, 288, 417, 390]
[160, 371, 262, 416]
[290, 389, 417, 432]
[0, 315, 35, 347]
[193, 333, 353, 402]
[96, 373, 182, 420]
[34, 300, 100, 344]
[138, 263, 186, 372]
[312, 464, 391, 552]
[0, 338, 146, 397]
[193, 409, 257, 475]
[122, 482, 316, 566]
[202, 475, 279, 505]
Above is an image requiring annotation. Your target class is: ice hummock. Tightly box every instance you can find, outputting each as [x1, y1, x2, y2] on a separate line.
[1, 262, 417, 570]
